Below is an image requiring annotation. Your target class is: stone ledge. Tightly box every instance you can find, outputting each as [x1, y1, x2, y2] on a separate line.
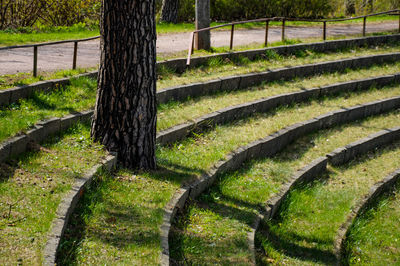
[3, 35, 399, 107]
[156, 73, 400, 145]
[159, 96, 400, 265]
[43, 154, 117, 266]
[334, 168, 400, 263]
[156, 52, 400, 105]
[0, 110, 93, 164]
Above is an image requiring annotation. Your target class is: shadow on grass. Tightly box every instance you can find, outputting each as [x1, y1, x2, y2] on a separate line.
[259, 140, 400, 265]
[56, 161, 200, 265]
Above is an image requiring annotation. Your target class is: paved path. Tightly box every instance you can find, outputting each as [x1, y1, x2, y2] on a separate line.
[0, 21, 397, 75]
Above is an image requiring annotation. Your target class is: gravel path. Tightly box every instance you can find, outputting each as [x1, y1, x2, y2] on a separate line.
[0, 21, 397, 75]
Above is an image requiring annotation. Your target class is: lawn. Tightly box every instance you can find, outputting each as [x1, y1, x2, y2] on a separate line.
[0, 14, 397, 47]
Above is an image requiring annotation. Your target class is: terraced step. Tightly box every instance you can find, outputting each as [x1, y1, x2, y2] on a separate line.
[2, 41, 400, 108]
[2, 59, 400, 145]
[0, 122, 107, 265]
[58, 81, 400, 264]
[343, 173, 400, 264]
[2, 35, 399, 106]
[169, 111, 400, 265]
[259, 140, 400, 265]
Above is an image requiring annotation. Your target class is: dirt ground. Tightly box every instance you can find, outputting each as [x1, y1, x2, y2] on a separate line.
[0, 21, 397, 75]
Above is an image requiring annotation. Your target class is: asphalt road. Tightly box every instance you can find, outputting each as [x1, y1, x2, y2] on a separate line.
[0, 21, 397, 75]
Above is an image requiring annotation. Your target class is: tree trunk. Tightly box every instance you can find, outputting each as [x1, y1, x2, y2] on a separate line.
[346, 0, 356, 15]
[91, 0, 157, 170]
[160, 0, 178, 23]
[363, 0, 373, 13]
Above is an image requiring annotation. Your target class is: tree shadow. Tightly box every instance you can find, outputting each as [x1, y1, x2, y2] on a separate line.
[56, 162, 202, 265]
[260, 221, 337, 265]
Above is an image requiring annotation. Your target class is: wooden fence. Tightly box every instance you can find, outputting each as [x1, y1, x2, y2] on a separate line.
[187, 9, 400, 65]
[0, 10, 399, 76]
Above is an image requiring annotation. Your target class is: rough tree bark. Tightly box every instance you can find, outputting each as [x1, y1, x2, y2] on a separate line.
[346, 0, 356, 15]
[160, 0, 179, 23]
[91, 0, 157, 169]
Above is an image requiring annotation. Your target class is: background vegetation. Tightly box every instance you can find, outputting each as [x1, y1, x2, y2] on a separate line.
[0, 0, 398, 31]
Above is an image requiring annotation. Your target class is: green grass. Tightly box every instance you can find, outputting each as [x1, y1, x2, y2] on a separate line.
[2, 46, 399, 143]
[157, 42, 400, 89]
[260, 140, 400, 265]
[1, 15, 397, 46]
[0, 67, 97, 91]
[1, 38, 398, 91]
[0, 122, 107, 265]
[170, 109, 400, 264]
[58, 82, 400, 265]
[344, 182, 400, 265]
[157, 61, 400, 131]
[0, 77, 97, 142]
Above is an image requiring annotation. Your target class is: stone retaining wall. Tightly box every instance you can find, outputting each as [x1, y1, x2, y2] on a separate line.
[156, 52, 400, 104]
[2, 34, 399, 107]
[160, 96, 400, 265]
[0, 110, 94, 164]
[334, 169, 400, 263]
[43, 154, 117, 265]
[156, 73, 400, 145]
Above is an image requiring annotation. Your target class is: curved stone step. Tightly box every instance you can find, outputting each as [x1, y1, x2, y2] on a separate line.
[334, 168, 400, 263]
[2, 34, 399, 107]
[160, 96, 400, 265]
[156, 73, 400, 145]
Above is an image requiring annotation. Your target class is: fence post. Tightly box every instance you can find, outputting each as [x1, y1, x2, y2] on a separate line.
[265, 20, 269, 46]
[363, 17, 367, 36]
[323, 21, 327, 40]
[282, 19, 286, 42]
[230, 24, 235, 50]
[72, 41, 78, 70]
[187, 32, 195, 66]
[192, 33, 195, 54]
[33, 46, 38, 77]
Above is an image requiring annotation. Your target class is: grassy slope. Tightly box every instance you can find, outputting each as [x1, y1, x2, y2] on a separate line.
[59, 82, 400, 264]
[1, 40, 399, 90]
[171, 109, 400, 265]
[344, 182, 400, 265]
[0, 123, 106, 265]
[261, 141, 400, 265]
[2, 45, 399, 143]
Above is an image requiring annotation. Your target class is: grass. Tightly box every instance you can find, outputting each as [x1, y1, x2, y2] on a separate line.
[0, 122, 107, 265]
[58, 82, 400, 265]
[344, 182, 400, 265]
[157, 41, 400, 89]
[0, 67, 97, 91]
[2, 47, 400, 142]
[170, 109, 400, 264]
[1, 37, 398, 90]
[0, 77, 97, 142]
[157, 61, 400, 130]
[1, 15, 397, 46]
[260, 140, 400, 265]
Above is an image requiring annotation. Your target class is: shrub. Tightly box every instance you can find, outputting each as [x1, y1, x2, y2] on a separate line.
[0, 0, 44, 29]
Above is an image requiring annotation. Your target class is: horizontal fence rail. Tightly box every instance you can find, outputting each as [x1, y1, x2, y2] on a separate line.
[187, 9, 400, 65]
[0, 36, 100, 77]
[0, 10, 399, 76]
